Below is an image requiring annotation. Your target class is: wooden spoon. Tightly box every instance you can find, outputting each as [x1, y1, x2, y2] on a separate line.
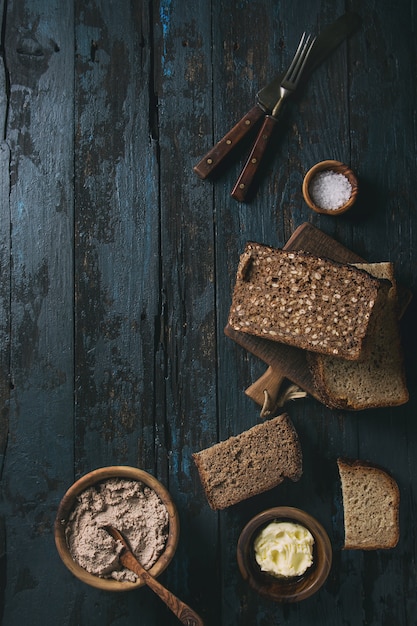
[102, 525, 204, 626]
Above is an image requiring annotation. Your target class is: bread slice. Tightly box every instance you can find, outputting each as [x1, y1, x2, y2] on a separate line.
[228, 243, 387, 361]
[308, 262, 409, 410]
[192, 413, 302, 510]
[338, 458, 400, 550]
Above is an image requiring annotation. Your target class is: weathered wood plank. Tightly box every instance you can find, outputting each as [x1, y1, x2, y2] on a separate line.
[73, 1, 168, 622]
[0, 0, 11, 611]
[153, 1, 220, 621]
[1, 0, 75, 624]
[0, 0, 10, 478]
[73, 0, 160, 473]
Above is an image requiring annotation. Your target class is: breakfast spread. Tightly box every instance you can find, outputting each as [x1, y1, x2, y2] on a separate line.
[65, 478, 169, 581]
[3, 1, 410, 620]
[192, 413, 302, 510]
[254, 521, 314, 578]
[53, 8, 408, 607]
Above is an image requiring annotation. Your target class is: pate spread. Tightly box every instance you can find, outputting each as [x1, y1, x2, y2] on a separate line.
[254, 521, 314, 578]
[65, 478, 169, 582]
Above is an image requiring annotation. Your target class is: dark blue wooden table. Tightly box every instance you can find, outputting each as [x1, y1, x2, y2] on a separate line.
[1, 1, 416, 624]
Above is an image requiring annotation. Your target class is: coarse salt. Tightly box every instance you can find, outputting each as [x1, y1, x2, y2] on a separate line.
[309, 170, 352, 211]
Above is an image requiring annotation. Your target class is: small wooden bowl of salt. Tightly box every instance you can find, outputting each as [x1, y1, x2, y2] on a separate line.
[302, 160, 358, 215]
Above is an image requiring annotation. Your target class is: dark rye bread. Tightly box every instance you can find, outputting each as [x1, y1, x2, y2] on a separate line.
[308, 262, 409, 410]
[228, 243, 387, 361]
[338, 458, 400, 550]
[192, 413, 302, 510]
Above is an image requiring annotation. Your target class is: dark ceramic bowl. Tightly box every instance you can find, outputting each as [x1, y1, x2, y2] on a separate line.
[54, 466, 179, 592]
[237, 506, 332, 602]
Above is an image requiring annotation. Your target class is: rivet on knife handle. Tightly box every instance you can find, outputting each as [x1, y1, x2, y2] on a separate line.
[231, 115, 278, 202]
[193, 104, 265, 179]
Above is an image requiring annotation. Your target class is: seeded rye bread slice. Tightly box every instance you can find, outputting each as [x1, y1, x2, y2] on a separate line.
[338, 458, 400, 549]
[308, 262, 409, 410]
[192, 413, 302, 510]
[228, 244, 388, 361]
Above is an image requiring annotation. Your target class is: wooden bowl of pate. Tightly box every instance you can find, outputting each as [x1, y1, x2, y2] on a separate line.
[54, 466, 179, 591]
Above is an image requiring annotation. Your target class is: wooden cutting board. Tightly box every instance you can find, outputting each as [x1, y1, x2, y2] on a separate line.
[224, 222, 410, 409]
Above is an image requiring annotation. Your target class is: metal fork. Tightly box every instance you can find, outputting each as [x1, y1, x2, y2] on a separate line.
[231, 32, 316, 202]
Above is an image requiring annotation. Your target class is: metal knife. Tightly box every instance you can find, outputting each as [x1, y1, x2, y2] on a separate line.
[193, 12, 361, 181]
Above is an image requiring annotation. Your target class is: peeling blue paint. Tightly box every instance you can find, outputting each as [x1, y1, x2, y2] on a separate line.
[159, 0, 172, 38]
[17, 200, 25, 216]
[160, 0, 173, 77]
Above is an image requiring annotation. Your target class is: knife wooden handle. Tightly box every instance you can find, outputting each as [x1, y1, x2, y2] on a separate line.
[193, 105, 265, 179]
[231, 114, 278, 202]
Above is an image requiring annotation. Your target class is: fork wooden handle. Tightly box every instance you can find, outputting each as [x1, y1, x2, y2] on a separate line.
[193, 104, 265, 179]
[231, 114, 279, 202]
